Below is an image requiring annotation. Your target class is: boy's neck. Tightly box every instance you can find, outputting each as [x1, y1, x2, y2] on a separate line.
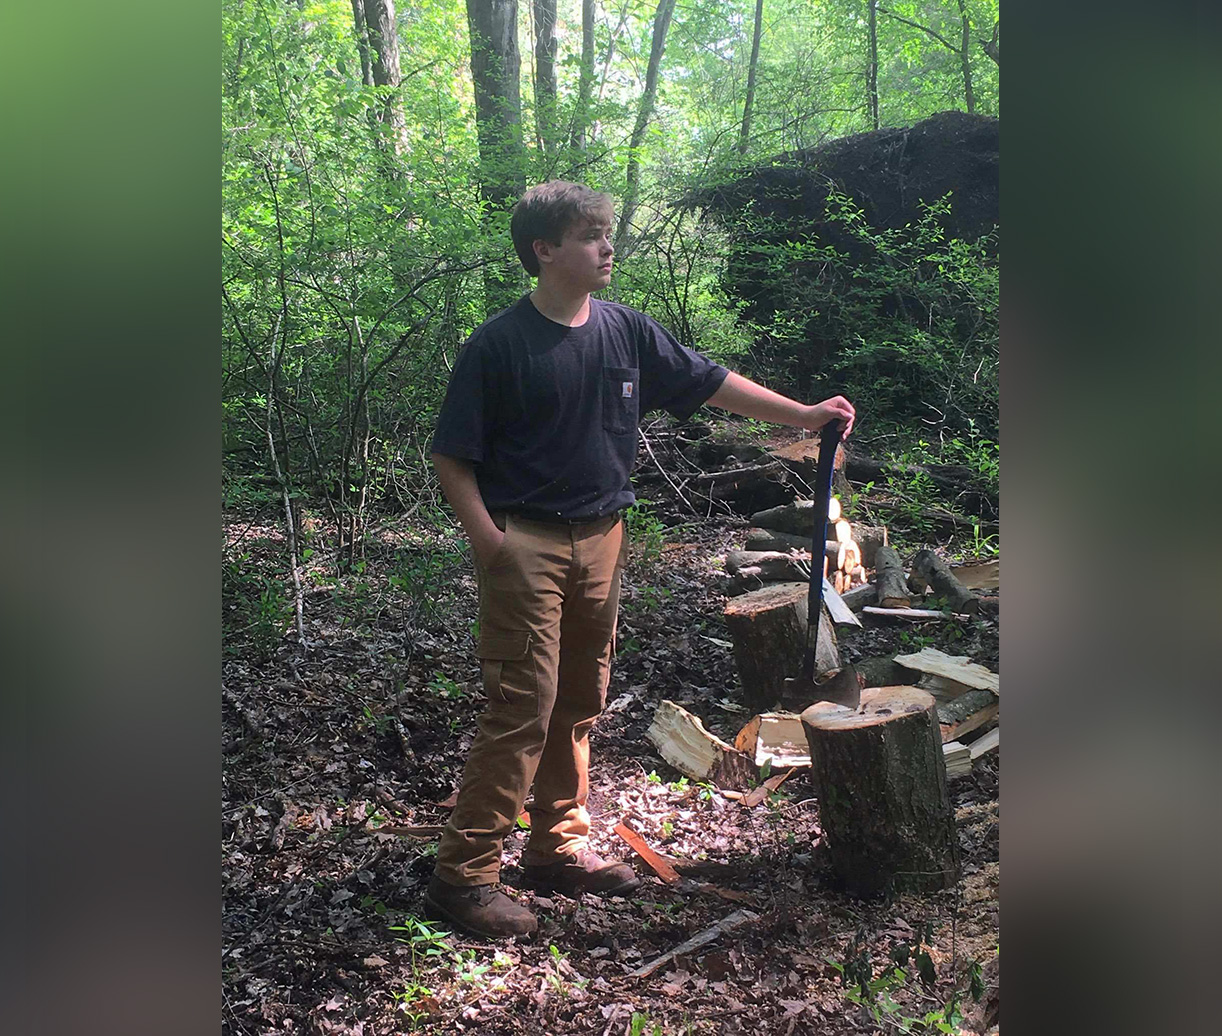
[530, 282, 592, 327]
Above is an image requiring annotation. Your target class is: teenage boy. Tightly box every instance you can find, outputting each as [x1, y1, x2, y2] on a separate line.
[425, 181, 854, 938]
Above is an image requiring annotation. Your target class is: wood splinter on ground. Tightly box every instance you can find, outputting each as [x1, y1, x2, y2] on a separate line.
[613, 820, 680, 884]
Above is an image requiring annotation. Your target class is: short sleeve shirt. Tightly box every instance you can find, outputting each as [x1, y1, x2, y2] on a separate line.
[430, 295, 729, 521]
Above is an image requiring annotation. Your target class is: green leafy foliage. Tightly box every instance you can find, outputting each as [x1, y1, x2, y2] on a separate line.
[725, 191, 998, 441]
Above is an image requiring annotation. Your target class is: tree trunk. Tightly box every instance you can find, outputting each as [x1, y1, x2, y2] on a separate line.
[867, 0, 880, 130]
[615, 0, 677, 255]
[980, 20, 999, 65]
[738, 0, 765, 155]
[801, 686, 960, 896]
[956, 0, 975, 114]
[569, 0, 596, 153]
[362, 0, 409, 154]
[466, 0, 527, 310]
[350, 0, 374, 86]
[531, 0, 559, 161]
[723, 582, 839, 711]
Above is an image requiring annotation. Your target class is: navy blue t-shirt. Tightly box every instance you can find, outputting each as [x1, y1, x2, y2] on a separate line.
[431, 295, 729, 521]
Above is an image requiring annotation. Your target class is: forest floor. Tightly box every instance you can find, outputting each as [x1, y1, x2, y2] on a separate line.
[222, 428, 999, 1036]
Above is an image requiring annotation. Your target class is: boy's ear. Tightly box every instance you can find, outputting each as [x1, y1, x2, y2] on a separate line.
[532, 238, 555, 266]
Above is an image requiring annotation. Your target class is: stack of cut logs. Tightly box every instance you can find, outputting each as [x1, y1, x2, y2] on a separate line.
[722, 497, 889, 597]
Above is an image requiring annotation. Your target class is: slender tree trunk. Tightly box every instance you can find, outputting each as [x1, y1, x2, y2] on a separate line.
[615, 0, 677, 255]
[738, 0, 765, 156]
[957, 0, 975, 113]
[350, 0, 374, 86]
[569, 0, 596, 153]
[363, 0, 409, 153]
[980, 20, 999, 65]
[466, 0, 527, 310]
[532, 0, 558, 162]
[867, 0, 879, 129]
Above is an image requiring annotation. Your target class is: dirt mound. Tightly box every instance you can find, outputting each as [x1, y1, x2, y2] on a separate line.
[697, 111, 998, 246]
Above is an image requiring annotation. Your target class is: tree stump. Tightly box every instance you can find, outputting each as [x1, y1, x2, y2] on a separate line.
[800, 686, 959, 896]
[723, 582, 839, 710]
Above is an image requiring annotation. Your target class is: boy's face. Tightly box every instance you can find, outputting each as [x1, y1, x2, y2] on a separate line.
[535, 218, 614, 293]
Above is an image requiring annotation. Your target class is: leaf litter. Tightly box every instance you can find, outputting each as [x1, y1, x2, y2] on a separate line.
[223, 500, 999, 1035]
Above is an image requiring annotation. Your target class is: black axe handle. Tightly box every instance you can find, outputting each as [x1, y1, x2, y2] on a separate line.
[801, 419, 844, 681]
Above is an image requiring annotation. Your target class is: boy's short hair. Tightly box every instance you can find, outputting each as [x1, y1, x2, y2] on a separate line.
[510, 181, 614, 276]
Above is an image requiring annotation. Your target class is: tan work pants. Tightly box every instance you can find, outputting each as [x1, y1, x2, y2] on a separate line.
[435, 512, 626, 886]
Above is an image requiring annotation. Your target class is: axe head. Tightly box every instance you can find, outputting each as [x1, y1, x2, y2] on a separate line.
[783, 664, 863, 710]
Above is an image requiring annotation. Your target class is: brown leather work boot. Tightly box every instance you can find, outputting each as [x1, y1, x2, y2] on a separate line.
[522, 848, 641, 897]
[422, 876, 538, 939]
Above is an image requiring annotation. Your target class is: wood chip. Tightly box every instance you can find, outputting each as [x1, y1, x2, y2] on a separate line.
[613, 820, 680, 884]
[741, 767, 796, 808]
[894, 647, 999, 694]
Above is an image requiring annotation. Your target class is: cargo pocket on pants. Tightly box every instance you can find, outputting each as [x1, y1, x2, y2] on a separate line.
[477, 627, 533, 707]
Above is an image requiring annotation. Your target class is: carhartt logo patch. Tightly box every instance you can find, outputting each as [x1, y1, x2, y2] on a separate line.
[622, 381, 634, 398]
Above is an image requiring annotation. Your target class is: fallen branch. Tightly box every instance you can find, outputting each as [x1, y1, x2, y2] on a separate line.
[862, 606, 966, 620]
[629, 908, 760, 978]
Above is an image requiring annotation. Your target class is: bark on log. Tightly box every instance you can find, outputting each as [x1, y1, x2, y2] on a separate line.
[907, 548, 979, 615]
[801, 686, 960, 896]
[851, 655, 917, 688]
[936, 689, 999, 742]
[840, 583, 877, 611]
[748, 500, 822, 536]
[852, 525, 889, 569]
[874, 546, 911, 608]
[744, 528, 810, 553]
[723, 582, 839, 710]
[725, 550, 811, 582]
[843, 455, 999, 519]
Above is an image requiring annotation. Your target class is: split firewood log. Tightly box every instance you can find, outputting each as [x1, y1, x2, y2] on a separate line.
[828, 496, 841, 522]
[936, 689, 999, 742]
[646, 700, 758, 788]
[874, 545, 911, 608]
[907, 548, 979, 616]
[830, 519, 853, 544]
[842, 542, 862, 574]
[825, 541, 846, 573]
[850, 565, 866, 585]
